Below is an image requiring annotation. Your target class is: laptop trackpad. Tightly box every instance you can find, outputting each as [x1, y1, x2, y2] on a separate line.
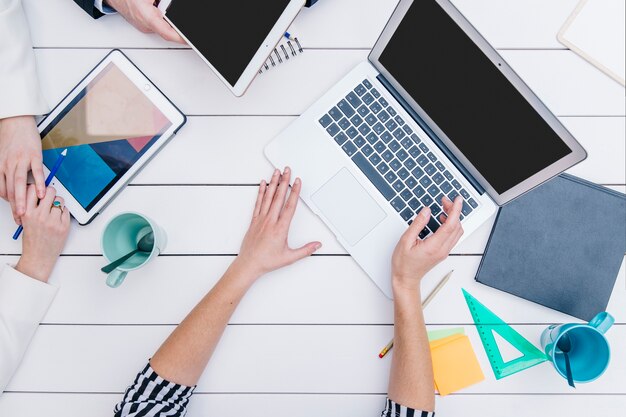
[311, 168, 387, 246]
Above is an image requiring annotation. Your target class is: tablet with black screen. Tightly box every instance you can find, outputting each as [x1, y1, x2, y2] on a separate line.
[157, 0, 305, 96]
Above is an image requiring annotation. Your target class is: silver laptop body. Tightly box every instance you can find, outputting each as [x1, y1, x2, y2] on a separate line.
[265, 0, 586, 298]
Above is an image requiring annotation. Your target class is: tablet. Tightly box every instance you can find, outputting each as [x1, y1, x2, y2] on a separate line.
[39, 50, 186, 225]
[157, 0, 305, 96]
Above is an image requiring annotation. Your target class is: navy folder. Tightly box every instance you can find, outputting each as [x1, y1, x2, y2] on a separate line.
[476, 174, 626, 321]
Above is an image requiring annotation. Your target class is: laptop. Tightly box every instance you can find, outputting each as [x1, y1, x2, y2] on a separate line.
[265, 0, 587, 298]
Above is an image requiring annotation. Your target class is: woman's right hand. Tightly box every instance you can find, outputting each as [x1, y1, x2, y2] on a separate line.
[16, 185, 70, 283]
[391, 197, 464, 294]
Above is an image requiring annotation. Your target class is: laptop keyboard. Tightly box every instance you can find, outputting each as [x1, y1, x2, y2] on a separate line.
[318, 78, 479, 238]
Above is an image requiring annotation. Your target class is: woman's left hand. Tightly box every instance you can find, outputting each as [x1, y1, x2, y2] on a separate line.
[233, 167, 322, 281]
[16, 185, 71, 282]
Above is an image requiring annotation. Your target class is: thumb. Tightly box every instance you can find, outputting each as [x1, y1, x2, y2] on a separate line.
[402, 207, 431, 245]
[288, 241, 322, 263]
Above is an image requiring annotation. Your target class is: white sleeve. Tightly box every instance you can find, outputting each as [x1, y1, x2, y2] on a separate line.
[0, 265, 57, 393]
[93, 0, 117, 14]
[0, 0, 49, 119]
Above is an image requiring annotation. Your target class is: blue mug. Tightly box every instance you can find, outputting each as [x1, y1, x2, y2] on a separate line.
[540, 312, 614, 383]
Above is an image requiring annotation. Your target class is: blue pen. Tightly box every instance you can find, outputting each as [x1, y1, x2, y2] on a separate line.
[284, 32, 294, 41]
[12, 148, 68, 240]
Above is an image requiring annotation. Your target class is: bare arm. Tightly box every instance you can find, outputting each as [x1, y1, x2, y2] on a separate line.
[388, 288, 434, 411]
[149, 167, 321, 387]
[148, 262, 254, 386]
[387, 197, 463, 411]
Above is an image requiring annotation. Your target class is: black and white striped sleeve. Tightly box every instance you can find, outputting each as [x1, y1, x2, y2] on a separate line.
[114, 363, 195, 417]
[381, 398, 435, 417]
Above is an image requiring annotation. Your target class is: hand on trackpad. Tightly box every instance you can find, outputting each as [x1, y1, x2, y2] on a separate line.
[311, 168, 387, 246]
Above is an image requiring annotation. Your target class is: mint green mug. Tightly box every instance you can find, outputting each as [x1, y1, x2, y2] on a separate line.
[101, 212, 167, 288]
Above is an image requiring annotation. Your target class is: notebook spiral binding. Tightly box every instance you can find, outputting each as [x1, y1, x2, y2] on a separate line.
[258, 38, 303, 74]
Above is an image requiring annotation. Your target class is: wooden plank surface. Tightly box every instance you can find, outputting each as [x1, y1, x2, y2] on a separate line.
[103, 116, 624, 186]
[34, 49, 626, 117]
[2, 180, 623, 258]
[0, 185, 500, 256]
[25, 0, 584, 50]
[3, 393, 624, 417]
[452, 0, 581, 49]
[0, 255, 623, 326]
[1, 0, 624, 415]
[6, 325, 626, 394]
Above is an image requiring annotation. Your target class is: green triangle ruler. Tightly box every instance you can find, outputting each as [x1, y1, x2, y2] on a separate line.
[462, 289, 548, 379]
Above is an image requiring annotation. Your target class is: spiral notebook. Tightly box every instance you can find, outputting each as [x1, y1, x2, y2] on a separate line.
[258, 37, 304, 74]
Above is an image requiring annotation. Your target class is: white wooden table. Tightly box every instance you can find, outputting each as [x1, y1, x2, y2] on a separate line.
[1, 1, 625, 415]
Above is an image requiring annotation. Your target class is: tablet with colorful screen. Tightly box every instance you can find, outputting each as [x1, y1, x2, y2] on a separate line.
[39, 50, 186, 225]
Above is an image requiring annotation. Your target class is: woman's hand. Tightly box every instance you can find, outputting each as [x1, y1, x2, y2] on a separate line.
[15, 185, 71, 283]
[0, 116, 47, 225]
[105, 0, 185, 43]
[233, 168, 321, 282]
[391, 197, 464, 294]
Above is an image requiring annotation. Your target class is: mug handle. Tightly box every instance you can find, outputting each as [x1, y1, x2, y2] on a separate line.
[106, 270, 128, 288]
[589, 312, 615, 334]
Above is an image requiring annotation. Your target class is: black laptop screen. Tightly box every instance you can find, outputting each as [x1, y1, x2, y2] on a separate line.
[378, 1, 571, 194]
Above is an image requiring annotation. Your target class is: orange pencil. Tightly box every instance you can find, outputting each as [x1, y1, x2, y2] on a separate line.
[379, 339, 394, 358]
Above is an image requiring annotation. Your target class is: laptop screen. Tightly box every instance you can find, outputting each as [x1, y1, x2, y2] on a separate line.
[378, 1, 572, 194]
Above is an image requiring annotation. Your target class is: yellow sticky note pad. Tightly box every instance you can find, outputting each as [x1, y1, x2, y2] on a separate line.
[429, 334, 464, 349]
[430, 335, 484, 396]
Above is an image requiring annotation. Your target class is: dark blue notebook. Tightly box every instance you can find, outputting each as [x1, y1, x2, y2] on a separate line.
[476, 174, 626, 321]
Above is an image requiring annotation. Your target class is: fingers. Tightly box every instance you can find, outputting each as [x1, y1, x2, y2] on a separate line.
[441, 196, 453, 215]
[6, 163, 20, 224]
[451, 225, 464, 248]
[6, 175, 22, 225]
[31, 158, 46, 199]
[440, 224, 464, 255]
[14, 159, 30, 217]
[252, 180, 267, 219]
[439, 196, 454, 223]
[150, 13, 185, 43]
[426, 197, 463, 247]
[400, 206, 431, 246]
[61, 204, 71, 227]
[288, 241, 322, 264]
[440, 199, 465, 250]
[9, 200, 20, 225]
[441, 197, 463, 228]
[26, 184, 38, 211]
[260, 169, 280, 216]
[38, 186, 57, 212]
[278, 177, 302, 229]
[269, 167, 291, 220]
[6, 163, 15, 207]
[0, 173, 6, 200]
[51, 196, 65, 219]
